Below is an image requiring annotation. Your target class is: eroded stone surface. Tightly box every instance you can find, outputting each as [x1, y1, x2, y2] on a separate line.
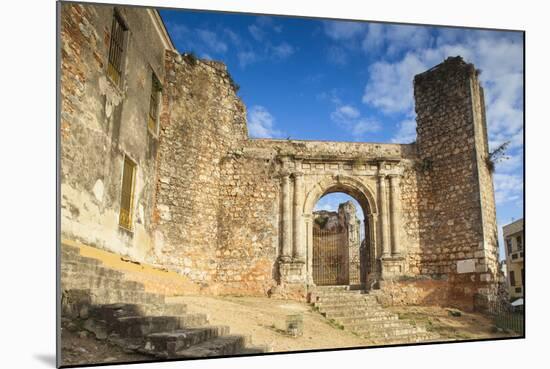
[60, 3, 500, 311]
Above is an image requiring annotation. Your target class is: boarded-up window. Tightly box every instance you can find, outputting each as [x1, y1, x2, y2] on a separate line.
[509, 271, 516, 287]
[119, 156, 136, 230]
[148, 72, 162, 134]
[107, 12, 127, 86]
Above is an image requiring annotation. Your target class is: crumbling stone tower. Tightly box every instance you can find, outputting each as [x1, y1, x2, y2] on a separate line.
[414, 56, 499, 308]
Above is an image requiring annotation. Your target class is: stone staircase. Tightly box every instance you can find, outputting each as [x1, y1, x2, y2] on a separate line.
[60, 243, 267, 360]
[310, 286, 439, 345]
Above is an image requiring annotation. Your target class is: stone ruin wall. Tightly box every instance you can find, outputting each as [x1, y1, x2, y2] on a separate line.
[152, 50, 249, 290]
[398, 57, 500, 310]
[214, 139, 422, 296]
[59, 4, 500, 310]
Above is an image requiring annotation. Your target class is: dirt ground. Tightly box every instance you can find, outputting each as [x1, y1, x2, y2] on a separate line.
[386, 305, 521, 341]
[172, 295, 519, 352]
[61, 325, 151, 366]
[61, 296, 520, 365]
[170, 295, 370, 352]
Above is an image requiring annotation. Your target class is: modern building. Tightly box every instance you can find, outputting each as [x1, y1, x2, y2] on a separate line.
[503, 219, 524, 301]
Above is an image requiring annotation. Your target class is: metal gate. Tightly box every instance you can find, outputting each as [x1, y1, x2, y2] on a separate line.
[313, 228, 362, 286]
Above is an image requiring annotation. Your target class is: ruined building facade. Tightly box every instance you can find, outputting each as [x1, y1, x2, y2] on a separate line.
[60, 3, 500, 310]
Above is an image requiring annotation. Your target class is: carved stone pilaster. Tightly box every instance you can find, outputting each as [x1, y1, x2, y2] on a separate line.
[280, 172, 292, 262]
[389, 174, 402, 256]
[377, 174, 390, 259]
[292, 172, 305, 262]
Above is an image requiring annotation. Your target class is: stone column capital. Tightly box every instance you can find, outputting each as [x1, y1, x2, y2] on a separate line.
[291, 171, 304, 179]
[388, 174, 401, 187]
[280, 171, 291, 181]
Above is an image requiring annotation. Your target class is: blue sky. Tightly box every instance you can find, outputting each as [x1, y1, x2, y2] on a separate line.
[159, 10, 524, 260]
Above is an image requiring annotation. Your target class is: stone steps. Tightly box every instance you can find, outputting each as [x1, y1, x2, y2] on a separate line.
[314, 300, 381, 309]
[314, 295, 378, 303]
[345, 320, 426, 333]
[62, 272, 147, 293]
[334, 314, 399, 324]
[60, 243, 267, 358]
[62, 260, 126, 278]
[62, 284, 165, 306]
[313, 286, 352, 292]
[110, 314, 209, 338]
[310, 287, 438, 345]
[323, 309, 396, 321]
[144, 326, 230, 356]
[369, 333, 438, 345]
[311, 290, 364, 298]
[91, 302, 188, 319]
[172, 335, 249, 358]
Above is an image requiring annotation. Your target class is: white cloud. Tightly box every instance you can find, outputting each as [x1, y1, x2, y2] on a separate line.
[391, 119, 417, 143]
[224, 28, 242, 47]
[361, 32, 523, 167]
[493, 173, 523, 205]
[237, 51, 258, 68]
[247, 106, 283, 138]
[248, 24, 265, 42]
[331, 105, 360, 121]
[494, 152, 523, 174]
[362, 24, 432, 57]
[196, 29, 228, 54]
[359, 31, 523, 217]
[271, 42, 295, 59]
[323, 21, 367, 40]
[167, 23, 189, 41]
[330, 105, 380, 138]
[256, 16, 275, 28]
[362, 53, 426, 114]
[316, 89, 343, 105]
[352, 119, 381, 136]
[326, 46, 348, 66]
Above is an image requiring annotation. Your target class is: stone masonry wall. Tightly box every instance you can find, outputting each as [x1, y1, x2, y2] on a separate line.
[399, 162, 423, 275]
[471, 80, 500, 289]
[60, 3, 169, 263]
[215, 139, 421, 296]
[152, 51, 249, 288]
[216, 151, 280, 295]
[413, 57, 499, 310]
[60, 4, 500, 308]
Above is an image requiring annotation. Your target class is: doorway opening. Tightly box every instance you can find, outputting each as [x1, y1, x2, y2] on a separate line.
[312, 192, 368, 287]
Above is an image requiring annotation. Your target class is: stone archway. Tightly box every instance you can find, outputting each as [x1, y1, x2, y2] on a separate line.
[302, 175, 378, 288]
[276, 155, 407, 292]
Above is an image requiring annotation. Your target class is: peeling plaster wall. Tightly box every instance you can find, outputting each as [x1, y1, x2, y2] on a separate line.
[60, 3, 169, 262]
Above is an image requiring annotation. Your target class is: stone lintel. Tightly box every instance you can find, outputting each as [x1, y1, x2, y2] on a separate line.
[292, 155, 402, 164]
[374, 157, 402, 164]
